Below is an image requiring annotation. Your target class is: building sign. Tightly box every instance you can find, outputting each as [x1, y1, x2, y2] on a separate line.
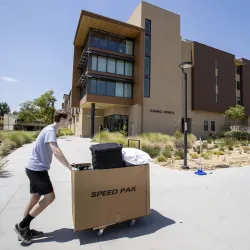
[149, 109, 175, 114]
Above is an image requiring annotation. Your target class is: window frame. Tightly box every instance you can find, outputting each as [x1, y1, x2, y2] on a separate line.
[204, 120, 209, 132]
[144, 19, 151, 98]
[211, 121, 215, 132]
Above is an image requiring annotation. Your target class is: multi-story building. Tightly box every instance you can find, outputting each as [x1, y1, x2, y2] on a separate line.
[0, 116, 3, 130]
[63, 1, 250, 138]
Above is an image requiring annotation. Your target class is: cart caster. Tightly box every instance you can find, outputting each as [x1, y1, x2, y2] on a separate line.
[129, 220, 136, 227]
[96, 229, 104, 236]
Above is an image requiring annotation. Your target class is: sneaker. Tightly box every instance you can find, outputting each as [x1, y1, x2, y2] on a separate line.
[14, 224, 32, 244]
[18, 228, 44, 241]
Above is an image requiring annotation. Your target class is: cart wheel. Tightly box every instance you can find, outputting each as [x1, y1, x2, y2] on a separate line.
[96, 229, 104, 237]
[129, 220, 136, 227]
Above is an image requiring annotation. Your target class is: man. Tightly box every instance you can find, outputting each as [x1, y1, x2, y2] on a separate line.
[14, 109, 74, 243]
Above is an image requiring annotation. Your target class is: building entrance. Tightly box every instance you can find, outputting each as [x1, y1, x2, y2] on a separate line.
[104, 114, 128, 133]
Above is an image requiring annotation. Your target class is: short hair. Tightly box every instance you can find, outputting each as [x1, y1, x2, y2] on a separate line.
[54, 109, 71, 123]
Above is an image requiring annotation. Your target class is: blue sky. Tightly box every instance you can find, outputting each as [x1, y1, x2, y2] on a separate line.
[0, 0, 249, 112]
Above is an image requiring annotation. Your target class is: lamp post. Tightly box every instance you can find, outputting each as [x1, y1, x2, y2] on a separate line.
[179, 61, 193, 169]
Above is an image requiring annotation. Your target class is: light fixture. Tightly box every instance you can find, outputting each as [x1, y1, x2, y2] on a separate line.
[179, 61, 193, 169]
[179, 61, 193, 69]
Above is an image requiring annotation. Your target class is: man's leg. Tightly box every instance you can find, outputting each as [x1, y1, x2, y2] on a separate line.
[24, 193, 40, 217]
[29, 192, 55, 217]
[14, 169, 54, 243]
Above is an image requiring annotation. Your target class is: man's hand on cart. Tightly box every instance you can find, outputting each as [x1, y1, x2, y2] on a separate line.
[71, 163, 77, 171]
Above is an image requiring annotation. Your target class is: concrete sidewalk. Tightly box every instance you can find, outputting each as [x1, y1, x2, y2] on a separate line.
[1, 136, 250, 249]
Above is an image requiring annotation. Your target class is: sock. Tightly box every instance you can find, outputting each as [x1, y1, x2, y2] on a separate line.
[19, 214, 34, 229]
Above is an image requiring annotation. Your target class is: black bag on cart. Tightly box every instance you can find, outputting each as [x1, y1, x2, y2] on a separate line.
[90, 143, 123, 169]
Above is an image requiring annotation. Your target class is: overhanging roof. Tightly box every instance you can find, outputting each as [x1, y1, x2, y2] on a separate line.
[234, 59, 246, 66]
[74, 10, 144, 47]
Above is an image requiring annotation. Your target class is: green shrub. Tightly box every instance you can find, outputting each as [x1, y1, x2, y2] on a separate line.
[213, 144, 219, 148]
[57, 128, 74, 137]
[224, 131, 250, 140]
[8, 133, 25, 147]
[223, 138, 237, 148]
[175, 156, 181, 160]
[140, 133, 173, 143]
[188, 134, 197, 144]
[219, 147, 225, 152]
[33, 131, 40, 138]
[157, 155, 167, 162]
[174, 149, 184, 159]
[19, 132, 34, 143]
[202, 152, 211, 160]
[162, 147, 172, 158]
[228, 145, 234, 151]
[241, 141, 249, 146]
[174, 130, 183, 139]
[212, 150, 224, 155]
[141, 144, 161, 158]
[190, 152, 199, 159]
[206, 137, 212, 143]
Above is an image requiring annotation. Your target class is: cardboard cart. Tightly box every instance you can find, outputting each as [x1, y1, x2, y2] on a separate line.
[71, 163, 150, 236]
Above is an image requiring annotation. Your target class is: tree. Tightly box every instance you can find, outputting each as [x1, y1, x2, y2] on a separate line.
[12, 111, 19, 115]
[18, 101, 39, 123]
[223, 105, 245, 128]
[33, 90, 57, 124]
[0, 102, 10, 116]
[17, 90, 57, 124]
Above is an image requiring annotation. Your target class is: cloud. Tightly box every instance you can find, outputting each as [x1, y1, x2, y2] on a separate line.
[1, 76, 18, 82]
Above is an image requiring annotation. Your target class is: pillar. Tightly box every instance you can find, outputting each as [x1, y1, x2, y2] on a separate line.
[90, 103, 95, 138]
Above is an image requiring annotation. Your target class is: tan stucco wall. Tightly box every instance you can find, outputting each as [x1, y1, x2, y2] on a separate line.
[140, 2, 182, 135]
[128, 104, 142, 136]
[81, 109, 104, 137]
[127, 2, 142, 27]
[103, 106, 129, 117]
[190, 111, 225, 137]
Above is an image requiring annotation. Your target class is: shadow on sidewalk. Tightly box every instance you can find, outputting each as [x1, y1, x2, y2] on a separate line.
[30, 209, 175, 246]
[0, 170, 13, 178]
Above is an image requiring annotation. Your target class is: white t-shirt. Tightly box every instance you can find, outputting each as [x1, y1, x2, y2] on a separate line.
[26, 124, 57, 171]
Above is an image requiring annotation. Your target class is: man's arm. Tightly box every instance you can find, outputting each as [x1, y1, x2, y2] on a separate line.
[49, 142, 72, 171]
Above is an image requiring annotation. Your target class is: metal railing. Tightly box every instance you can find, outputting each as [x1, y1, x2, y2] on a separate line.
[128, 139, 141, 149]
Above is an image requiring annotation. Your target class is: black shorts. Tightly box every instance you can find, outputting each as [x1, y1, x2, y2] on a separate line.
[25, 168, 54, 195]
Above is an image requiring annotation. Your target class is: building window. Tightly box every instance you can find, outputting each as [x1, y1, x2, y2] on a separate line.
[126, 40, 133, 55]
[145, 35, 151, 55]
[237, 96, 241, 105]
[87, 78, 132, 98]
[115, 82, 124, 97]
[144, 78, 150, 98]
[145, 19, 151, 34]
[106, 81, 116, 96]
[96, 79, 106, 95]
[90, 29, 133, 55]
[107, 58, 116, 74]
[237, 81, 241, 90]
[116, 60, 125, 75]
[91, 55, 97, 71]
[204, 120, 208, 131]
[125, 61, 133, 76]
[211, 121, 215, 132]
[90, 55, 133, 76]
[144, 19, 151, 97]
[124, 83, 132, 98]
[144, 56, 150, 76]
[97, 56, 106, 72]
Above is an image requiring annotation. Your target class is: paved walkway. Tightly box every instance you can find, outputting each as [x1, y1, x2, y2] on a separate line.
[1, 136, 250, 249]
